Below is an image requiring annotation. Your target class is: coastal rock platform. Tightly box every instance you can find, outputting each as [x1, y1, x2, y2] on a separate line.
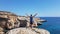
[6, 28, 50, 34]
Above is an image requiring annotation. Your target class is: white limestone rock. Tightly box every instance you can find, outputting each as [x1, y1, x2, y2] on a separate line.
[6, 28, 50, 34]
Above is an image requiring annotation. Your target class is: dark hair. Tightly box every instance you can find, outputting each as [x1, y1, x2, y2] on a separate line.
[31, 14, 32, 16]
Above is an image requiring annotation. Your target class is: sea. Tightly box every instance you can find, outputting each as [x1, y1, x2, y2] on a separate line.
[38, 17, 60, 34]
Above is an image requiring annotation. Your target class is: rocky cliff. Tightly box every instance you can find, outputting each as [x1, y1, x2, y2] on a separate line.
[0, 11, 50, 34]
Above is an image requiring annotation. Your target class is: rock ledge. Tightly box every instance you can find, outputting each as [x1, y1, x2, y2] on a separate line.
[6, 28, 50, 34]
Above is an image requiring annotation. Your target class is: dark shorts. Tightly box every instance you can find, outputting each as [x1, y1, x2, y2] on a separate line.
[30, 21, 33, 24]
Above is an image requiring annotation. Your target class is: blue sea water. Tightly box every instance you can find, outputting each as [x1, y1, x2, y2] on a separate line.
[38, 17, 60, 34]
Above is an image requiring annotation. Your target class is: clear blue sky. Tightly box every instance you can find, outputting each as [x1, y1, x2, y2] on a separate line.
[0, 0, 60, 17]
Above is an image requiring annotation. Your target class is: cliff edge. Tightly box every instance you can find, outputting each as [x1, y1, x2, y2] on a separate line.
[6, 28, 50, 34]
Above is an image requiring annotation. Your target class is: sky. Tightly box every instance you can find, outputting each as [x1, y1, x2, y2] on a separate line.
[0, 0, 60, 17]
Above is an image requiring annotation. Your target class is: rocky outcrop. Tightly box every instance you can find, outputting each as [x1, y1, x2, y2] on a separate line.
[0, 11, 48, 34]
[0, 11, 46, 29]
[0, 11, 18, 29]
[6, 28, 50, 34]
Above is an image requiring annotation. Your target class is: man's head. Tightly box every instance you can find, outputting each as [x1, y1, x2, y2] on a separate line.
[30, 14, 32, 16]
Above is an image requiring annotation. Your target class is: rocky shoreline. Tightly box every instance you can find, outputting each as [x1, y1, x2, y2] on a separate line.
[0, 11, 50, 34]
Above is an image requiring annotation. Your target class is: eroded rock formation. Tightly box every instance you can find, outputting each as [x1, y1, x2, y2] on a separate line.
[0, 11, 48, 34]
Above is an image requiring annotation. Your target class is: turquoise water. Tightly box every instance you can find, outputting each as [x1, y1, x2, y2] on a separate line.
[38, 17, 60, 34]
